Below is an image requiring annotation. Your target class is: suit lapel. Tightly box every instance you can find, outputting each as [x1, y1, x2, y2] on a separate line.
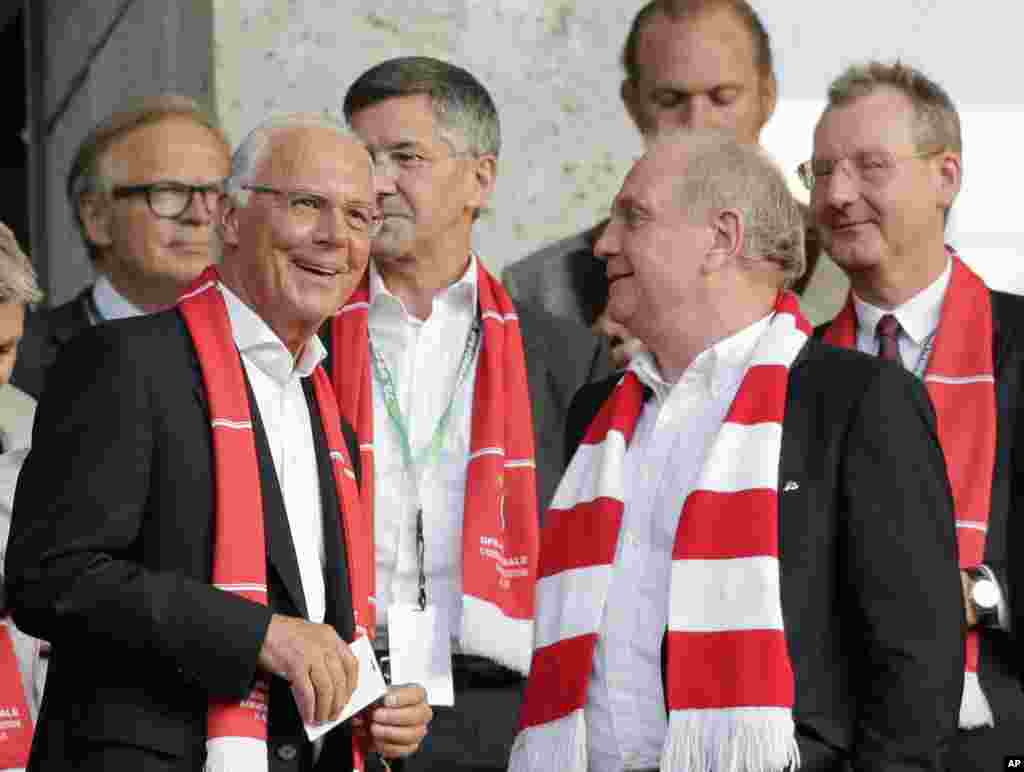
[303, 380, 355, 640]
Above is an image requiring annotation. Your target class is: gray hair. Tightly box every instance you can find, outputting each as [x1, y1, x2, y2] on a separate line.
[826, 60, 961, 156]
[225, 113, 371, 206]
[0, 223, 44, 306]
[343, 56, 500, 159]
[653, 129, 805, 286]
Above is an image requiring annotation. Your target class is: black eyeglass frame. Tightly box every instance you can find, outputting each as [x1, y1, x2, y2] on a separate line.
[110, 182, 223, 220]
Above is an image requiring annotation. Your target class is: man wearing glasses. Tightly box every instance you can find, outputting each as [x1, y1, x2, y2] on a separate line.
[11, 94, 230, 399]
[325, 57, 609, 771]
[806, 61, 1024, 769]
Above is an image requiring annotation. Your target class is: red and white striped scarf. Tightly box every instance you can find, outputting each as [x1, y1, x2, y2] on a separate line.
[0, 623, 33, 771]
[179, 267, 373, 771]
[511, 292, 810, 772]
[823, 251, 997, 729]
[330, 255, 539, 674]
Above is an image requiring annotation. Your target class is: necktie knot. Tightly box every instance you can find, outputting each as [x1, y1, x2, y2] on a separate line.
[876, 314, 902, 362]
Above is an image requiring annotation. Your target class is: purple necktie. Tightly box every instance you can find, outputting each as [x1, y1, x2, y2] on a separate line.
[876, 314, 902, 364]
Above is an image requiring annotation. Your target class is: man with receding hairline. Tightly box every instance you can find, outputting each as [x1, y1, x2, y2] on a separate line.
[810, 60, 1024, 772]
[12, 95, 230, 399]
[511, 129, 961, 772]
[503, 0, 848, 364]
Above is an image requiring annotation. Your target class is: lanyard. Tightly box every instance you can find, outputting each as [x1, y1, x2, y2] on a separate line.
[370, 313, 481, 609]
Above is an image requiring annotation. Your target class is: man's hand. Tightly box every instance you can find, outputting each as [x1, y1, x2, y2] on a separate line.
[257, 613, 359, 725]
[354, 683, 432, 758]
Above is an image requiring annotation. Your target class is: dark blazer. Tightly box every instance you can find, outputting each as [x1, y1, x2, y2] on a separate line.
[321, 299, 611, 518]
[566, 339, 965, 771]
[11, 287, 93, 400]
[6, 310, 361, 771]
[819, 289, 1024, 768]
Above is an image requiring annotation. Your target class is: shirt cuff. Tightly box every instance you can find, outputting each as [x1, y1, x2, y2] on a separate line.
[977, 564, 1011, 632]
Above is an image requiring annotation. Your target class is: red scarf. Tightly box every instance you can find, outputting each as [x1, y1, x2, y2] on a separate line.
[0, 623, 33, 770]
[178, 267, 373, 770]
[331, 256, 539, 673]
[511, 293, 809, 771]
[823, 251, 996, 729]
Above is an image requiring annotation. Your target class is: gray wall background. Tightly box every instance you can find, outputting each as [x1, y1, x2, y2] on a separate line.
[31, 0, 1024, 304]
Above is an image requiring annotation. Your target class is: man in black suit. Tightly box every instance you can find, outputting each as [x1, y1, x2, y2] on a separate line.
[510, 130, 963, 771]
[807, 61, 1024, 770]
[12, 94, 231, 399]
[6, 115, 431, 771]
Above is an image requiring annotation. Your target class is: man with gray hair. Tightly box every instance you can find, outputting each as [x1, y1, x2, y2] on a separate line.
[326, 56, 609, 771]
[809, 60, 1024, 770]
[510, 130, 963, 771]
[6, 115, 431, 771]
[11, 94, 230, 399]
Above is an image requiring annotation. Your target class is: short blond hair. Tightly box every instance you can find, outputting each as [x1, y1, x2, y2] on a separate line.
[67, 94, 229, 262]
[0, 223, 43, 306]
[826, 61, 961, 155]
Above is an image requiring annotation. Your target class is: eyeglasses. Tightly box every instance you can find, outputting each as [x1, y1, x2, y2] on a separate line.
[243, 184, 382, 237]
[111, 182, 222, 219]
[797, 146, 945, 192]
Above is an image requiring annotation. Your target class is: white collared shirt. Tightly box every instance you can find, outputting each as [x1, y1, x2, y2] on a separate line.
[368, 257, 480, 642]
[90, 275, 147, 322]
[220, 283, 327, 624]
[852, 259, 952, 373]
[585, 315, 772, 772]
[852, 257, 1009, 630]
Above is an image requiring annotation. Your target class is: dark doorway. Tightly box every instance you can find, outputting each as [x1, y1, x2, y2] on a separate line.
[0, 9, 29, 254]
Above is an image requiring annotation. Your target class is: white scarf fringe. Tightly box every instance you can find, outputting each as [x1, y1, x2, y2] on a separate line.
[661, 708, 801, 772]
[460, 594, 534, 675]
[508, 710, 587, 772]
[204, 736, 268, 772]
[959, 671, 995, 729]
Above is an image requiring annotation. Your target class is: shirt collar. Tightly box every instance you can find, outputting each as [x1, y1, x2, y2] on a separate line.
[92, 275, 146, 322]
[630, 313, 773, 402]
[853, 257, 952, 345]
[219, 282, 325, 385]
[368, 253, 478, 322]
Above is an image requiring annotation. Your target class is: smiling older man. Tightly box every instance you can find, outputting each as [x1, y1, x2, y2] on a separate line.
[6, 115, 430, 772]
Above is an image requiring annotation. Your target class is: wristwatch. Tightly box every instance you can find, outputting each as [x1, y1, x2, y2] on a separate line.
[966, 566, 1001, 629]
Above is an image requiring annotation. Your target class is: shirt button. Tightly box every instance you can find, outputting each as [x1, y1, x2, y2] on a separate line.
[276, 743, 299, 761]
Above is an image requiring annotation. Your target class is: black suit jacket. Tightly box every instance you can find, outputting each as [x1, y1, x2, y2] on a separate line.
[7, 310, 361, 771]
[321, 299, 611, 518]
[566, 339, 965, 771]
[819, 289, 1024, 738]
[11, 287, 93, 400]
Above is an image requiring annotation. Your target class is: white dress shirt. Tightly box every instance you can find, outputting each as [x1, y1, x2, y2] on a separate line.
[852, 257, 1009, 629]
[221, 284, 327, 625]
[368, 257, 479, 643]
[90, 275, 147, 322]
[585, 314, 772, 772]
[852, 258, 951, 373]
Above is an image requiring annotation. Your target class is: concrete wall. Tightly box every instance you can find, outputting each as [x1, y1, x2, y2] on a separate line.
[36, 0, 214, 305]
[211, 0, 1024, 293]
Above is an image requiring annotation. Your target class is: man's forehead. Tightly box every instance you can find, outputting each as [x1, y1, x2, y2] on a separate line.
[259, 128, 372, 191]
[103, 116, 230, 181]
[815, 89, 918, 150]
[636, 7, 760, 83]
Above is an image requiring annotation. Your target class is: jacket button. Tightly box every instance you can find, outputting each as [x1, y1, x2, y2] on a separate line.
[276, 743, 298, 761]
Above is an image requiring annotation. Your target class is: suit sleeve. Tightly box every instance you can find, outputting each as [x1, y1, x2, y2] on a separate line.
[6, 325, 272, 702]
[843, 363, 965, 771]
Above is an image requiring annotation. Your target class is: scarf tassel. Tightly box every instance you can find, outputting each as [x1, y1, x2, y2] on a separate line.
[508, 710, 587, 772]
[959, 672, 995, 729]
[661, 708, 801, 772]
[204, 737, 268, 772]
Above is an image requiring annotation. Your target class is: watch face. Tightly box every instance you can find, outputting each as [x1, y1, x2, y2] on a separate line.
[973, 579, 1000, 610]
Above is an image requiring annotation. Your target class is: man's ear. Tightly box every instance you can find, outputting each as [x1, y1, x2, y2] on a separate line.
[469, 155, 498, 212]
[79, 193, 113, 249]
[936, 150, 962, 211]
[220, 194, 242, 248]
[703, 208, 744, 273]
